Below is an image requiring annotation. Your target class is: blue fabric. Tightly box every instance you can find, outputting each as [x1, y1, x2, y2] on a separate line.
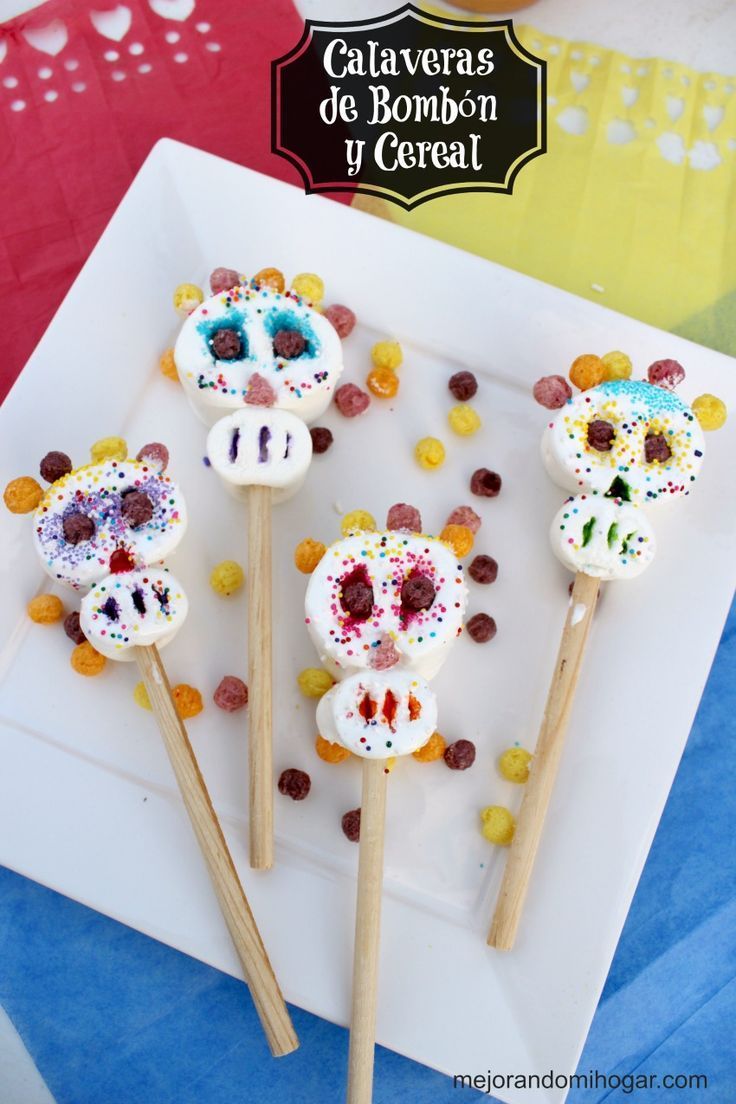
[1, 599, 734, 1104]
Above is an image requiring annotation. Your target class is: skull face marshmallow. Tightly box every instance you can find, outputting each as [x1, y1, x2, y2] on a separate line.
[206, 407, 313, 503]
[80, 567, 188, 659]
[316, 669, 438, 759]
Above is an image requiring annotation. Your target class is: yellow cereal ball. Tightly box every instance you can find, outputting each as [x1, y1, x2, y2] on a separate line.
[440, 524, 474, 558]
[341, 509, 377, 536]
[480, 805, 516, 846]
[601, 350, 633, 381]
[692, 393, 727, 431]
[294, 538, 326, 574]
[366, 366, 399, 399]
[448, 403, 482, 436]
[415, 436, 446, 471]
[159, 347, 179, 382]
[3, 476, 43, 514]
[371, 340, 403, 371]
[172, 683, 204, 719]
[210, 560, 245, 597]
[254, 266, 285, 293]
[90, 436, 127, 463]
[298, 667, 334, 699]
[498, 747, 532, 783]
[315, 734, 351, 763]
[291, 272, 324, 304]
[412, 730, 446, 762]
[173, 282, 204, 316]
[70, 641, 106, 677]
[569, 353, 605, 391]
[133, 681, 152, 711]
[27, 594, 65, 624]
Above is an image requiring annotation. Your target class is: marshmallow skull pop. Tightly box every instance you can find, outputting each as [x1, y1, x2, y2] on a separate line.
[488, 356, 727, 951]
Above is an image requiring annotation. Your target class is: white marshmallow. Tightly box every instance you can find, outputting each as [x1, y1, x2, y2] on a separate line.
[551, 495, 656, 579]
[80, 568, 188, 660]
[316, 670, 438, 759]
[206, 408, 312, 504]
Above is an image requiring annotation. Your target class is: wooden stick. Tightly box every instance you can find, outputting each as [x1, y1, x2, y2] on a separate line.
[135, 645, 297, 1057]
[488, 571, 601, 951]
[247, 484, 273, 871]
[347, 758, 389, 1104]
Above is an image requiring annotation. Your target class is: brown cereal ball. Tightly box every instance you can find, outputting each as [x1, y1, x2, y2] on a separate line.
[412, 731, 446, 763]
[278, 768, 311, 801]
[4, 476, 43, 514]
[310, 427, 333, 454]
[70, 641, 106, 677]
[466, 613, 497, 643]
[444, 739, 476, 770]
[341, 808, 361, 842]
[27, 594, 65, 624]
[315, 734, 351, 764]
[448, 370, 478, 401]
[468, 555, 498, 584]
[63, 611, 86, 645]
[39, 451, 73, 483]
[172, 684, 204, 719]
[470, 468, 502, 498]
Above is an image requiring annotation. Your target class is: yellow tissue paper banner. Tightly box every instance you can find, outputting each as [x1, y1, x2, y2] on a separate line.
[353, 21, 736, 356]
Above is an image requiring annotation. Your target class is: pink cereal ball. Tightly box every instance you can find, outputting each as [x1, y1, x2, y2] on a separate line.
[324, 304, 356, 338]
[446, 505, 481, 534]
[136, 442, 169, 472]
[334, 382, 370, 418]
[386, 502, 422, 532]
[213, 675, 249, 712]
[210, 267, 241, 294]
[533, 375, 572, 409]
[647, 359, 685, 390]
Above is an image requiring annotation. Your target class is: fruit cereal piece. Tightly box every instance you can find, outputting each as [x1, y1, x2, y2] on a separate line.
[366, 366, 399, 399]
[412, 730, 446, 762]
[371, 340, 402, 371]
[63, 610, 86, 645]
[210, 560, 245, 596]
[244, 372, 277, 406]
[39, 451, 72, 483]
[278, 767, 311, 800]
[569, 354, 605, 391]
[532, 375, 572, 409]
[444, 739, 476, 770]
[213, 675, 249, 712]
[273, 330, 307, 360]
[601, 351, 632, 381]
[294, 538, 327, 574]
[468, 554, 498, 584]
[324, 304, 356, 338]
[3, 476, 43, 514]
[415, 437, 445, 470]
[173, 283, 204, 316]
[315, 734, 351, 763]
[254, 267, 286, 293]
[310, 426, 333, 454]
[210, 267, 241, 294]
[90, 436, 127, 463]
[692, 393, 727, 431]
[448, 370, 478, 401]
[291, 272, 324, 303]
[27, 594, 64, 624]
[480, 805, 515, 845]
[172, 684, 204, 719]
[335, 383, 370, 417]
[470, 468, 501, 497]
[341, 509, 376, 536]
[369, 634, 400, 669]
[133, 681, 152, 711]
[136, 442, 169, 473]
[386, 502, 422, 532]
[341, 807, 361, 842]
[298, 667, 334, 699]
[70, 641, 106, 676]
[440, 524, 474, 558]
[159, 348, 179, 382]
[466, 612, 497, 642]
[448, 403, 481, 436]
[446, 505, 481, 534]
[499, 747, 532, 783]
[647, 358, 685, 390]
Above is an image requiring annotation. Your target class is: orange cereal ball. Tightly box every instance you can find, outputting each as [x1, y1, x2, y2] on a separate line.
[254, 267, 285, 293]
[291, 272, 324, 304]
[569, 354, 605, 391]
[4, 476, 43, 514]
[294, 538, 326, 574]
[440, 524, 474, 558]
[412, 731, 446, 762]
[371, 340, 403, 371]
[315, 734, 351, 763]
[498, 747, 532, 783]
[172, 683, 204, 719]
[159, 347, 179, 382]
[366, 366, 399, 399]
[27, 594, 65, 624]
[71, 641, 106, 677]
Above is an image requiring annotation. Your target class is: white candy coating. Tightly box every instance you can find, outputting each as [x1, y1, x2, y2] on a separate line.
[206, 408, 312, 504]
[551, 495, 656, 579]
[80, 568, 188, 660]
[316, 670, 438, 759]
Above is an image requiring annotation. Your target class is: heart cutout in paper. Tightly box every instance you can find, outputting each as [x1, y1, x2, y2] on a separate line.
[90, 6, 133, 42]
[22, 19, 69, 56]
[148, 0, 195, 21]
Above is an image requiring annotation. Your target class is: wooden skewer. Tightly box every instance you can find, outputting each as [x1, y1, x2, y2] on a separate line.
[347, 758, 389, 1104]
[488, 571, 601, 951]
[135, 644, 297, 1056]
[247, 484, 273, 871]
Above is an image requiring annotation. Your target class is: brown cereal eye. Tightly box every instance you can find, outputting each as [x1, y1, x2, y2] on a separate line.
[341, 807, 361, 842]
[645, 433, 672, 463]
[444, 739, 476, 770]
[39, 451, 73, 483]
[121, 491, 154, 529]
[470, 468, 502, 498]
[466, 612, 497, 642]
[63, 511, 95, 545]
[273, 329, 306, 359]
[340, 567, 374, 620]
[400, 574, 436, 612]
[211, 329, 243, 360]
[587, 420, 615, 452]
[277, 768, 311, 801]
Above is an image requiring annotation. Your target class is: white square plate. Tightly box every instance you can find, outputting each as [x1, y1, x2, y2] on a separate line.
[1, 139, 734, 1104]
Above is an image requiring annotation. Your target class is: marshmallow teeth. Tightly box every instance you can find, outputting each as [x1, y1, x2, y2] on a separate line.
[174, 283, 343, 426]
[542, 379, 705, 506]
[80, 568, 188, 660]
[551, 495, 656, 580]
[317, 670, 438, 759]
[305, 531, 468, 681]
[206, 408, 313, 504]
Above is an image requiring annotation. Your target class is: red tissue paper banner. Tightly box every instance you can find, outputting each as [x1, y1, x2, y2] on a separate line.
[0, 0, 325, 403]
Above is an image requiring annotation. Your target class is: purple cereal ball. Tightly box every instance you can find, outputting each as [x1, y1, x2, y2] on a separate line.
[211, 329, 242, 360]
[533, 375, 572, 410]
[278, 768, 311, 801]
[386, 502, 422, 532]
[310, 426, 334, 454]
[210, 267, 241, 294]
[470, 468, 502, 498]
[647, 358, 685, 391]
[324, 304, 356, 339]
[39, 451, 72, 483]
[446, 505, 481, 534]
[448, 370, 478, 401]
[273, 328, 307, 359]
[63, 610, 86, 645]
[136, 442, 169, 472]
[444, 739, 476, 771]
[213, 676, 249, 713]
[468, 554, 498, 584]
[334, 383, 370, 418]
[121, 491, 154, 529]
[341, 807, 361, 842]
[63, 512, 95, 545]
[466, 612, 497, 643]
